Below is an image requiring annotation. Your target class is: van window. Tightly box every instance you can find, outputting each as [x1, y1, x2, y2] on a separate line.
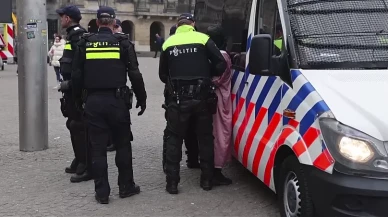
[286, 0, 388, 69]
[194, 0, 253, 72]
[194, 0, 223, 33]
[259, 0, 277, 36]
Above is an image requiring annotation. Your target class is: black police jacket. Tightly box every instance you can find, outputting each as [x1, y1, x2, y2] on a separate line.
[158, 25, 226, 84]
[71, 27, 147, 103]
[59, 24, 87, 81]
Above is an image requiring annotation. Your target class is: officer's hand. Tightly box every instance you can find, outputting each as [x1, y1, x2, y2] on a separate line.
[58, 81, 70, 92]
[136, 101, 146, 116]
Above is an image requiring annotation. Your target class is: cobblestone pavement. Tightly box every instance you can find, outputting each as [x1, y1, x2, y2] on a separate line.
[0, 59, 279, 217]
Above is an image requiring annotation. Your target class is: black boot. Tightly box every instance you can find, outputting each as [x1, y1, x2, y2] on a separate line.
[200, 178, 213, 191]
[119, 183, 141, 198]
[95, 193, 109, 204]
[213, 168, 232, 186]
[65, 158, 78, 174]
[70, 170, 92, 183]
[107, 144, 116, 152]
[166, 179, 179, 194]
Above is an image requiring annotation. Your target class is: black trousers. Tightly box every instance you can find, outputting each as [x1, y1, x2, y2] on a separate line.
[84, 92, 134, 198]
[165, 99, 214, 182]
[162, 89, 199, 168]
[63, 92, 88, 175]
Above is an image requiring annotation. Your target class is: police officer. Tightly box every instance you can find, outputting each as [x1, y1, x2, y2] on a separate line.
[72, 6, 147, 204]
[56, 5, 92, 183]
[161, 24, 200, 173]
[113, 19, 122, 33]
[159, 13, 226, 194]
[106, 18, 123, 153]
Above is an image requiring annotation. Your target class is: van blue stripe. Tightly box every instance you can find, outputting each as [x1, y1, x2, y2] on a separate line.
[267, 85, 284, 123]
[245, 75, 261, 107]
[255, 77, 276, 117]
[231, 70, 240, 87]
[290, 69, 302, 82]
[246, 34, 252, 52]
[237, 71, 247, 98]
[286, 82, 315, 112]
[299, 100, 330, 136]
[281, 85, 291, 126]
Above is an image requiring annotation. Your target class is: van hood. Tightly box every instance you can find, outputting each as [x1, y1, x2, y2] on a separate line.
[301, 69, 388, 141]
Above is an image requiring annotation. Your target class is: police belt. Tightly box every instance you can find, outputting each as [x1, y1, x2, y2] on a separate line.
[170, 80, 214, 101]
[85, 87, 130, 98]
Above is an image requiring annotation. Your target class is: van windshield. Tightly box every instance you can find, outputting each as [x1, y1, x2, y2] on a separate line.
[287, 0, 388, 69]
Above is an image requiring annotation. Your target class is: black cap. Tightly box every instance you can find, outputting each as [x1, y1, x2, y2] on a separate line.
[97, 6, 116, 19]
[169, 25, 177, 36]
[178, 13, 195, 22]
[115, 19, 121, 27]
[56, 5, 82, 21]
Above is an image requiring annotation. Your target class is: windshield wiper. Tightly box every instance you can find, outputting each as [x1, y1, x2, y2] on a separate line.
[288, 0, 369, 8]
[296, 40, 388, 50]
[300, 61, 388, 69]
[289, 7, 388, 15]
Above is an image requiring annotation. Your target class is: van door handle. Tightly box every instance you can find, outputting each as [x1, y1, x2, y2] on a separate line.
[283, 109, 296, 119]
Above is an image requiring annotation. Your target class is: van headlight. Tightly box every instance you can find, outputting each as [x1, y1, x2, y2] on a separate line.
[338, 137, 374, 163]
[319, 118, 388, 177]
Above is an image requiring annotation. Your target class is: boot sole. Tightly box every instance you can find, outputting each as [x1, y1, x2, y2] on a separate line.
[65, 169, 76, 174]
[119, 189, 140, 198]
[70, 176, 92, 183]
[166, 189, 178, 194]
[95, 195, 109, 204]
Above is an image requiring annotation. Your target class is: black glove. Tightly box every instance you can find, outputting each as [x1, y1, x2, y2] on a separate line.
[136, 101, 146, 116]
[58, 81, 71, 92]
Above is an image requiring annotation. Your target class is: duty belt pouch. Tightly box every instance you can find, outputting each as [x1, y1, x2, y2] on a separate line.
[122, 86, 134, 109]
[60, 96, 68, 117]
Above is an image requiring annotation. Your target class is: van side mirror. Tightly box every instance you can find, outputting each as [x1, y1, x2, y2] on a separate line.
[249, 34, 274, 76]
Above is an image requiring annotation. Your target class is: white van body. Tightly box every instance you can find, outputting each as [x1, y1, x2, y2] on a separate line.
[195, 0, 388, 216]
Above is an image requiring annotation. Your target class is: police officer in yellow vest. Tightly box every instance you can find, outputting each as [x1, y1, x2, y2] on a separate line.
[159, 13, 227, 194]
[56, 5, 92, 183]
[274, 24, 283, 55]
[72, 6, 147, 204]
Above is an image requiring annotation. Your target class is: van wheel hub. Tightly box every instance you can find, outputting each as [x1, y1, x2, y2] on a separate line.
[283, 171, 301, 217]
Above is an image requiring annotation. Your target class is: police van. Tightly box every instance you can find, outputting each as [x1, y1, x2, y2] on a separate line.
[195, 0, 388, 216]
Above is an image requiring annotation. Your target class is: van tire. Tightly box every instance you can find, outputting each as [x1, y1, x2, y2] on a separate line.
[1, 64, 3, 71]
[277, 155, 314, 217]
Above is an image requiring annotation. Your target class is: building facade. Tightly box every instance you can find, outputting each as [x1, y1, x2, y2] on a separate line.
[12, 0, 195, 51]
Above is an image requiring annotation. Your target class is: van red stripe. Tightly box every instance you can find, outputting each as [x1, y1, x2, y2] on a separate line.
[293, 140, 306, 157]
[288, 119, 299, 128]
[231, 93, 236, 102]
[263, 127, 294, 186]
[252, 113, 282, 176]
[313, 149, 333, 171]
[242, 107, 267, 167]
[303, 127, 320, 147]
[234, 102, 255, 155]
[7, 25, 14, 38]
[232, 98, 245, 125]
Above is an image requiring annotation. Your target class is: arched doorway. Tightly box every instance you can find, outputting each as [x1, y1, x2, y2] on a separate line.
[150, 21, 165, 51]
[88, 19, 98, 33]
[122, 20, 135, 41]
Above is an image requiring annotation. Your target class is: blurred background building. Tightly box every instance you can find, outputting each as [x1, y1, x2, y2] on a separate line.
[10, 0, 195, 51]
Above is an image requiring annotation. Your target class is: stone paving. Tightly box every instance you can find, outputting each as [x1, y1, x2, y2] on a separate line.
[0, 59, 280, 216]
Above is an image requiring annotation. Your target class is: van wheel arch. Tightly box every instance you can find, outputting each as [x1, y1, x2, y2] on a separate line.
[274, 146, 315, 217]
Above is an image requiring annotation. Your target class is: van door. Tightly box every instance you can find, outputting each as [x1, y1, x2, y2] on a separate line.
[246, 0, 284, 186]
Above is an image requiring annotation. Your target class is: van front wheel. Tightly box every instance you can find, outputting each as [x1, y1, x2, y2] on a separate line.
[278, 155, 314, 217]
